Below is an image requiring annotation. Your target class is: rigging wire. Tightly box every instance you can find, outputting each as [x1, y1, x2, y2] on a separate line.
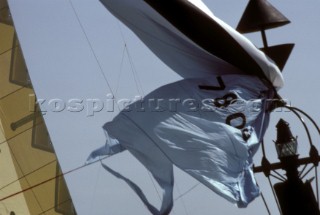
[261, 140, 267, 160]
[116, 22, 145, 97]
[255, 181, 272, 215]
[37, 198, 73, 215]
[316, 169, 319, 204]
[6, 1, 318, 215]
[7, 1, 312, 214]
[68, 0, 116, 103]
[283, 106, 320, 204]
[115, 21, 172, 212]
[258, 140, 276, 213]
[0, 87, 24, 102]
[260, 193, 271, 215]
[114, 45, 127, 96]
[298, 163, 309, 178]
[0, 115, 52, 213]
[269, 173, 285, 182]
[300, 165, 315, 180]
[174, 183, 190, 215]
[0, 156, 110, 202]
[6, 133, 45, 212]
[0, 45, 17, 57]
[119, 114, 195, 214]
[102, 20, 198, 210]
[0, 119, 55, 213]
[65, 3, 165, 214]
[267, 177, 282, 214]
[147, 171, 162, 201]
[271, 169, 286, 181]
[174, 183, 200, 202]
[0, 159, 56, 191]
[256, 180, 271, 215]
[125, 45, 145, 96]
[288, 106, 320, 135]
[0, 120, 43, 146]
[282, 106, 313, 147]
[0, 87, 64, 211]
[88, 161, 103, 213]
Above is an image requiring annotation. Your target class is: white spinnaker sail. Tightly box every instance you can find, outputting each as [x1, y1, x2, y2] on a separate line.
[7, 0, 280, 214]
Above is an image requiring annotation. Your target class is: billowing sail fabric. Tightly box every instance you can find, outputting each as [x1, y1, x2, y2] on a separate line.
[88, 75, 274, 214]
[87, 0, 280, 214]
[99, 0, 283, 88]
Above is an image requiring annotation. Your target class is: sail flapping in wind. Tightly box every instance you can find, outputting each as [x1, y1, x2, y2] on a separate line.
[86, 0, 283, 214]
[99, 0, 283, 88]
[88, 74, 274, 213]
[6, 0, 285, 214]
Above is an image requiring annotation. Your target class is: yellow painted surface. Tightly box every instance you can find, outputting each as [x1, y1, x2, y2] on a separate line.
[0, 2, 75, 214]
[0, 129, 31, 215]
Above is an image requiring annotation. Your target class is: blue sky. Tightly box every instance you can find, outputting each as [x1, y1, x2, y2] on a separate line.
[9, 0, 320, 214]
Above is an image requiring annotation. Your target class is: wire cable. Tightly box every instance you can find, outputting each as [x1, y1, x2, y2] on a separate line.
[6, 133, 45, 212]
[288, 106, 320, 135]
[271, 170, 286, 181]
[0, 120, 43, 146]
[115, 20, 169, 211]
[174, 183, 200, 201]
[67, 3, 166, 214]
[0, 156, 110, 202]
[315, 167, 319, 204]
[0, 45, 17, 57]
[282, 106, 313, 147]
[267, 177, 282, 214]
[261, 140, 267, 159]
[269, 173, 285, 182]
[0, 87, 24, 101]
[114, 45, 127, 96]
[116, 22, 145, 96]
[68, 0, 117, 104]
[300, 165, 315, 180]
[256, 181, 271, 215]
[260, 192, 271, 215]
[284, 106, 320, 204]
[298, 164, 309, 178]
[0, 159, 56, 191]
[37, 198, 73, 215]
[174, 183, 190, 215]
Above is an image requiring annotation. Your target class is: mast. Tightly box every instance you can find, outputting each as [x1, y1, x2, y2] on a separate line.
[237, 0, 294, 71]
[254, 118, 320, 215]
[237, 1, 320, 214]
[3, 0, 320, 214]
